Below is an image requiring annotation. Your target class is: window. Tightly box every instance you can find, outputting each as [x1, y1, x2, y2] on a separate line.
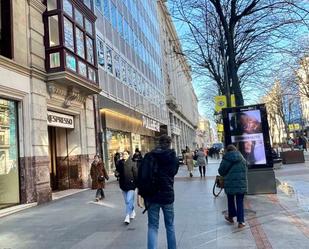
[97, 37, 105, 67]
[75, 9, 84, 27]
[106, 45, 113, 73]
[78, 60, 87, 77]
[114, 53, 120, 79]
[86, 36, 94, 64]
[95, 0, 103, 12]
[0, 0, 12, 58]
[83, 0, 91, 9]
[121, 59, 127, 83]
[63, 0, 73, 17]
[127, 65, 132, 87]
[103, 0, 110, 21]
[48, 15, 60, 46]
[66, 53, 76, 71]
[76, 28, 85, 58]
[85, 19, 93, 34]
[117, 12, 123, 37]
[47, 0, 57, 11]
[111, 2, 117, 30]
[64, 17, 74, 51]
[50, 52, 60, 68]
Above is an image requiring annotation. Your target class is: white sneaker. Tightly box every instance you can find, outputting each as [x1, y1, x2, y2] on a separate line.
[130, 210, 136, 219]
[124, 215, 130, 224]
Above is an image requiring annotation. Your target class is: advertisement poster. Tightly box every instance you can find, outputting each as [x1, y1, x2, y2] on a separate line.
[222, 104, 272, 169]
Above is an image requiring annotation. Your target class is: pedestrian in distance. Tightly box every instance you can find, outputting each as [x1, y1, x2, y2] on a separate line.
[116, 150, 138, 224]
[184, 146, 194, 177]
[132, 147, 143, 168]
[141, 135, 179, 249]
[90, 155, 109, 202]
[218, 144, 248, 229]
[196, 147, 207, 178]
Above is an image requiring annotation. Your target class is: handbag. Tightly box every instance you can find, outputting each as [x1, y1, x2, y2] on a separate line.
[97, 175, 105, 181]
[215, 175, 224, 188]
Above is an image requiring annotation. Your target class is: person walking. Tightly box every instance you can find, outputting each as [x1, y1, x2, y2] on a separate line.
[218, 144, 247, 228]
[132, 148, 143, 168]
[184, 146, 194, 177]
[196, 147, 207, 178]
[90, 155, 109, 201]
[144, 135, 179, 249]
[116, 150, 138, 224]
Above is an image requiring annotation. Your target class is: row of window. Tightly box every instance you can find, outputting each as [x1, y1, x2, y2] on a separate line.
[95, 0, 161, 82]
[97, 37, 164, 108]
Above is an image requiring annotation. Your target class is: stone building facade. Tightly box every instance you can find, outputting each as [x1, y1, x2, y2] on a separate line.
[157, 0, 199, 154]
[0, 0, 99, 209]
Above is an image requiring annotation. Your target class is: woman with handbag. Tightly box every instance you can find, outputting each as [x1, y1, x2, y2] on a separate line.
[196, 147, 207, 178]
[116, 150, 138, 224]
[218, 145, 247, 228]
[90, 155, 109, 202]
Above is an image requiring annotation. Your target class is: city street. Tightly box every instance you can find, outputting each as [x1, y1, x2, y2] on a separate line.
[1, 158, 309, 249]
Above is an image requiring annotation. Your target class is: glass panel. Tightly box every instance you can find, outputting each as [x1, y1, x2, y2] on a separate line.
[47, 0, 57, 11]
[75, 9, 84, 27]
[76, 28, 85, 59]
[103, 0, 110, 21]
[88, 67, 96, 81]
[66, 53, 76, 71]
[48, 15, 59, 47]
[132, 70, 137, 91]
[96, 0, 103, 12]
[78, 61, 87, 77]
[49, 52, 60, 68]
[63, 0, 73, 17]
[127, 65, 132, 87]
[106, 45, 113, 73]
[0, 99, 19, 208]
[118, 13, 123, 37]
[84, 0, 91, 9]
[86, 36, 94, 64]
[114, 54, 120, 79]
[97, 38, 105, 67]
[64, 17, 74, 51]
[85, 19, 93, 35]
[111, 3, 117, 29]
[121, 60, 127, 83]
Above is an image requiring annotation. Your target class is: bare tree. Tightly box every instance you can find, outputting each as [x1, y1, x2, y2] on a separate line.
[170, 0, 309, 106]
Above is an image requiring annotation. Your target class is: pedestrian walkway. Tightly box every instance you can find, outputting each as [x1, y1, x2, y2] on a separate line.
[1, 158, 309, 248]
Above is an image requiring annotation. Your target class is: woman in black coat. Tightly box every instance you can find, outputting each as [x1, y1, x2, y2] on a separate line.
[116, 150, 138, 224]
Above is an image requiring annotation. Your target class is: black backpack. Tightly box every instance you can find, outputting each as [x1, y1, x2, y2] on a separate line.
[193, 151, 198, 160]
[137, 152, 159, 200]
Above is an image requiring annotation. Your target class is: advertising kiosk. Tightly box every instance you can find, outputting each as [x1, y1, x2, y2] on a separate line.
[222, 104, 276, 194]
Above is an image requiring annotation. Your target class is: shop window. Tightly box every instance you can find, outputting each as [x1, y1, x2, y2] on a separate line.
[97, 37, 105, 67]
[106, 45, 113, 73]
[0, 0, 12, 59]
[0, 99, 19, 208]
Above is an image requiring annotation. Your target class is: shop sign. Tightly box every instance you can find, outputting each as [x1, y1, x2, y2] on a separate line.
[142, 116, 160, 132]
[47, 111, 74, 129]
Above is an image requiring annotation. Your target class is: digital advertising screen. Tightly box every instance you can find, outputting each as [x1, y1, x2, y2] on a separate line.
[222, 104, 272, 169]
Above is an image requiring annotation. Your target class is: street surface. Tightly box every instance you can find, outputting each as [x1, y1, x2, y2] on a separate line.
[1, 157, 309, 249]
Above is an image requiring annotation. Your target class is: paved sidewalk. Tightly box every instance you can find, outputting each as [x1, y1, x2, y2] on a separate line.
[1, 158, 309, 248]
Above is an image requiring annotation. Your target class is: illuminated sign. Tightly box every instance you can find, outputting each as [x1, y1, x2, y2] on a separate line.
[47, 111, 74, 129]
[142, 116, 160, 132]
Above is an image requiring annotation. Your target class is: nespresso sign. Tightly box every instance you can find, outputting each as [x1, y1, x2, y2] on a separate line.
[142, 116, 160, 132]
[47, 111, 74, 129]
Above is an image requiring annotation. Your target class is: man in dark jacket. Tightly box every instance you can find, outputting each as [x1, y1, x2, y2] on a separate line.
[218, 144, 247, 229]
[145, 135, 179, 249]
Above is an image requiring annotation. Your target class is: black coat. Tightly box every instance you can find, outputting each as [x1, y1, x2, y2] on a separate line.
[116, 157, 138, 191]
[146, 147, 179, 205]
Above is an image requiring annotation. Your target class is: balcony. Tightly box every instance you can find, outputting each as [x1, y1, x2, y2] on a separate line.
[44, 0, 100, 95]
[166, 94, 178, 110]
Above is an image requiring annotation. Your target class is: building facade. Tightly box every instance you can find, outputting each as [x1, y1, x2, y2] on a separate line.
[0, 0, 99, 209]
[94, 0, 168, 171]
[196, 117, 214, 148]
[157, 0, 199, 155]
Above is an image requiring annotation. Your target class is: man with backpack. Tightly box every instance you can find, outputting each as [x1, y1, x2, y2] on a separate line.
[138, 135, 179, 249]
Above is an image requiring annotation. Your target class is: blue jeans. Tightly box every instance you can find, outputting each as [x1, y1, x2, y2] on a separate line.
[122, 190, 135, 216]
[227, 194, 245, 223]
[147, 202, 176, 249]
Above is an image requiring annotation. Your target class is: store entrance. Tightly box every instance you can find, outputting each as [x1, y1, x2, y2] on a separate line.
[48, 126, 58, 191]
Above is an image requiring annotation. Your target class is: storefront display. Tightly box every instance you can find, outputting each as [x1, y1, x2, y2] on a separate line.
[0, 99, 19, 209]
